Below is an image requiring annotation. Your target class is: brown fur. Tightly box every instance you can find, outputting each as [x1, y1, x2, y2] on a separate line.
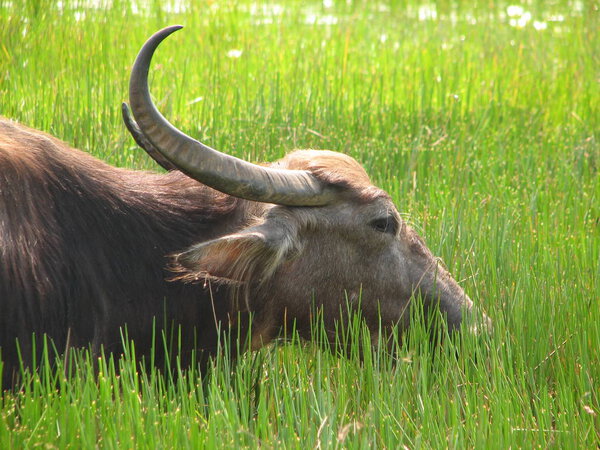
[0, 119, 244, 387]
[0, 118, 483, 388]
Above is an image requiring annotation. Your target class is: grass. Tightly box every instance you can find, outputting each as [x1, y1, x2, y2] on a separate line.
[1, 0, 598, 447]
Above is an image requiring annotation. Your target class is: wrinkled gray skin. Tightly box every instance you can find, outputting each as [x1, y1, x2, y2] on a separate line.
[126, 26, 490, 351]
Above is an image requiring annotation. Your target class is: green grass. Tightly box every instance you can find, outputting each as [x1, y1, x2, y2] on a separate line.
[1, 0, 598, 447]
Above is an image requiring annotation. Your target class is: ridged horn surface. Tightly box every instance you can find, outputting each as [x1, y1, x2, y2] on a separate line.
[128, 25, 337, 206]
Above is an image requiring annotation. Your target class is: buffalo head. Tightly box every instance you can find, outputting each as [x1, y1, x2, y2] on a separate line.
[124, 26, 489, 350]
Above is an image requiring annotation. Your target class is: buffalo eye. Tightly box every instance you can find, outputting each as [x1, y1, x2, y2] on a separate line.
[370, 216, 398, 235]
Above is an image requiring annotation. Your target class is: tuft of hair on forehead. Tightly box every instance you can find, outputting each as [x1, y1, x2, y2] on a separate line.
[277, 150, 386, 201]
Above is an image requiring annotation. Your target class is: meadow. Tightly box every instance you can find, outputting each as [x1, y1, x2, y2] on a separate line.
[0, 0, 598, 447]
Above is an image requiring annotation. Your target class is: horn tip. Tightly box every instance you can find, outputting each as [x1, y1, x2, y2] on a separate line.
[164, 24, 184, 34]
[149, 25, 184, 43]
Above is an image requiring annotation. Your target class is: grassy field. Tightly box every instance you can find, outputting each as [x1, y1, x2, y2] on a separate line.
[1, 0, 598, 447]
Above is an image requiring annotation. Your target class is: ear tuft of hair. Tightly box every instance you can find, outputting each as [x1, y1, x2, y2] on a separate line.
[170, 226, 296, 289]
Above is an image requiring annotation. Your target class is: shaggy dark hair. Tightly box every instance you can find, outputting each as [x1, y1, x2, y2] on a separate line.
[0, 120, 242, 385]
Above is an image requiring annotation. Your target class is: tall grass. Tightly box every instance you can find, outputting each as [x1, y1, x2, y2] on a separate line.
[1, 0, 598, 447]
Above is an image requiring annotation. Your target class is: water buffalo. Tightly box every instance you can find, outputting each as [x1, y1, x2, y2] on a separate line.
[0, 26, 486, 387]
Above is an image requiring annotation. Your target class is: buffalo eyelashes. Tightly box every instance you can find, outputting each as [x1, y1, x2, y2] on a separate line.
[370, 216, 398, 235]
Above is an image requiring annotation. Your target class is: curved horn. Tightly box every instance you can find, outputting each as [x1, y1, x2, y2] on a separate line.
[128, 25, 337, 206]
[122, 102, 178, 171]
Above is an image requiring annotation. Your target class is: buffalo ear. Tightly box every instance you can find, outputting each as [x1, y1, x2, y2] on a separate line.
[173, 221, 296, 284]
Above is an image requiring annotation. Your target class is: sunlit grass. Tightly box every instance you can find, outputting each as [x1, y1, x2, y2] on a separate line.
[1, 0, 598, 447]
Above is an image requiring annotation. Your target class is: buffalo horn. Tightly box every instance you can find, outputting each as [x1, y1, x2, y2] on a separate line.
[128, 25, 337, 206]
